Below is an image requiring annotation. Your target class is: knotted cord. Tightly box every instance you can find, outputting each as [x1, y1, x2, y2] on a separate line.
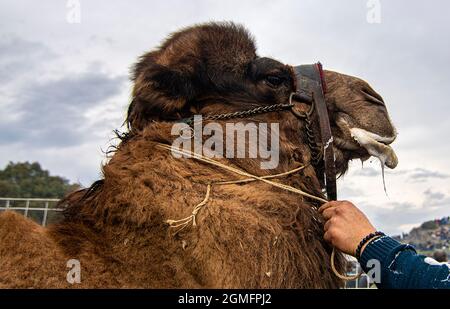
[156, 142, 361, 281]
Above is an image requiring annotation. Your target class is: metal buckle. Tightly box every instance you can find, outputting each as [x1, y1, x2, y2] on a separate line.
[289, 92, 315, 119]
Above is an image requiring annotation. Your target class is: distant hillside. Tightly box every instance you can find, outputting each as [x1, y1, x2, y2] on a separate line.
[393, 216, 450, 254]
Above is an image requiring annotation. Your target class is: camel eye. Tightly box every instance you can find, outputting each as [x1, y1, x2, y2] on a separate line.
[265, 75, 283, 87]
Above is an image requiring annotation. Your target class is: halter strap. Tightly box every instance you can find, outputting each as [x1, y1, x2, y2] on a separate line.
[293, 63, 337, 201]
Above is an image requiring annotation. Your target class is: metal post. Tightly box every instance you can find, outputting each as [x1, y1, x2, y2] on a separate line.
[42, 201, 49, 227]
[24, 199, 30, 217]
[355, 264, 359, 289]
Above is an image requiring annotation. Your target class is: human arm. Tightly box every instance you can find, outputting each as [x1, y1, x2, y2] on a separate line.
[319, 201, 450, 289]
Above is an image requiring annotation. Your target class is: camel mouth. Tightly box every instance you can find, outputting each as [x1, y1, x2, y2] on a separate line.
[334, 116, 398, 169]
[349, 127, 398, 169]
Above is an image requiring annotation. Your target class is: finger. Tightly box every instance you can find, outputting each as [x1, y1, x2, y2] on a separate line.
[318, 201, 339, 213]
[321, 207, 336, 220]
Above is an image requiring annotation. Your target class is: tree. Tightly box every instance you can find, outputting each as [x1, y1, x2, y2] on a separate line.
[0, 162, 80, 198]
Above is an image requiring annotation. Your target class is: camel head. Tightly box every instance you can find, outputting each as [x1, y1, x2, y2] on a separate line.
[323, 71, 398, 174]
[127, 22, 398, 178]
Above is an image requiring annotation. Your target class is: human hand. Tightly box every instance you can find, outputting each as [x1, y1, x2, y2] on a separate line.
[319, 200, 377, 256]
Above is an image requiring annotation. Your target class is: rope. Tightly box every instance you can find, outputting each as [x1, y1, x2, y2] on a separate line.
[165, 184, 212, 234]
[157, 143, 327, 203]
[331, 248, 363, 281]
[156, 143, 361, 281]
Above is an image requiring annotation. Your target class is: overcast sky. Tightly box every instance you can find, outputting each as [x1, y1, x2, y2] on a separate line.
[0, 0, 449, 235]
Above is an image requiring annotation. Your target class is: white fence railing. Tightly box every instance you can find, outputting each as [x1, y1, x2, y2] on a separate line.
[344, 260, 372, 289]
[0, 197, 63, 227]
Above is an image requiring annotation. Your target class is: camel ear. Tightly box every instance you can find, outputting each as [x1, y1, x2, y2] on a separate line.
[127, 56, 198, 131]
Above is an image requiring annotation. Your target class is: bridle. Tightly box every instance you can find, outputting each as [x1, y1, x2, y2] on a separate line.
[181, 63, 337, 201]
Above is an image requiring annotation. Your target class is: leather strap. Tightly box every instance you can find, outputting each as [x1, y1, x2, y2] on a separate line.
[293, 63, 337, 201]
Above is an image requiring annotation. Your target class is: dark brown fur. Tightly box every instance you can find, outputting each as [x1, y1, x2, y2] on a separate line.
[0, 22, 397, 288]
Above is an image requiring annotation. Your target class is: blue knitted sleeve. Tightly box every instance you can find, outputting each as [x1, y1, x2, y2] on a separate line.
[358, 236, 450, 289]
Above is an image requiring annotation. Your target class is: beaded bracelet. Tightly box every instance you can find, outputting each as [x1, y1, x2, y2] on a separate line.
[355, 231, 385, 260]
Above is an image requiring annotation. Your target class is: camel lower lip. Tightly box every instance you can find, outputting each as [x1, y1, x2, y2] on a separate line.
[350, 128, 398, 169]
[334, 136, 360, 151]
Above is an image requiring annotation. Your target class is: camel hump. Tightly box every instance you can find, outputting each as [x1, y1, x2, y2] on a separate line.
[0, 210, 47, 257]
[0, 211, 70, 288]
[0, 210, 42, 236]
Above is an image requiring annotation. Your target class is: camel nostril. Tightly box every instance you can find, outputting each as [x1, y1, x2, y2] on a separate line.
[362, 87, 383, 100]
[362, 89, 385, 106]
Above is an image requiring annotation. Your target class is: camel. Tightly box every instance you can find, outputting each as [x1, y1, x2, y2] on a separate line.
[0, 22, 398, 288]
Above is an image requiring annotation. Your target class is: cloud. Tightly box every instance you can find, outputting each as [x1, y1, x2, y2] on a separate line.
[338, 184, 364, 199]
[351, 167, 380, 177]
[423, 189, 450, 208]
[361, 187, 450, 236]
[408, 168, 449, 182]
[0, 68, 127, 147]
[351, 166, 449, 182]
[0, 35, 55, 83]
